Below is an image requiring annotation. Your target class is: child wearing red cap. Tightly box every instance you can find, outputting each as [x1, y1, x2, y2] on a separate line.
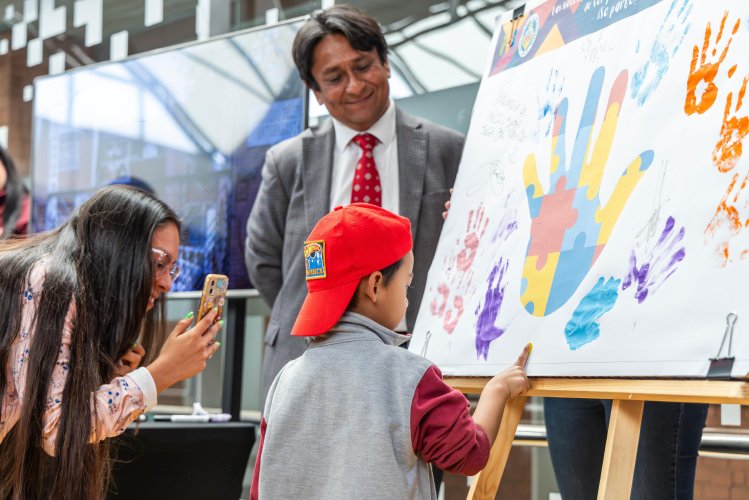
[250, 203, 530, 500]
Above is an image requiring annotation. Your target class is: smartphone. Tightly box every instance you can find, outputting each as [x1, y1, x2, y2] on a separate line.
[197, 274, 229, 322]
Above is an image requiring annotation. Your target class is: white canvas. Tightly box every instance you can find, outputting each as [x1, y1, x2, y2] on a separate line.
[410, 0, 749, 378]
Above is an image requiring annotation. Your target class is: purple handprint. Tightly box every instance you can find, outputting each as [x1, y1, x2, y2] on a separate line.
[622, 216, 685, 302]
[475, 258, 509, 361]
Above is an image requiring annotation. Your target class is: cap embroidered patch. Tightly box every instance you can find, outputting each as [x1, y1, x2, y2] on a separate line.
[304, 240, 327, 280]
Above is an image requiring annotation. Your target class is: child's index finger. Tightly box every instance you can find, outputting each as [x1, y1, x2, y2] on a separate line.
[515, 342, 532, 368]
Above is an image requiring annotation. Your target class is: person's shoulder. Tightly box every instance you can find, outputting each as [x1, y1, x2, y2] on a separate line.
[382, 341, 434, 375]
[395, 108, 465, 143]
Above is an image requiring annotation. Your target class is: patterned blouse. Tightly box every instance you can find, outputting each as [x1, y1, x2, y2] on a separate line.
[0, 260, 157, 455]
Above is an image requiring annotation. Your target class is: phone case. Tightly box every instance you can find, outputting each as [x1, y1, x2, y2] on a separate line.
[197, 274, 229, 322]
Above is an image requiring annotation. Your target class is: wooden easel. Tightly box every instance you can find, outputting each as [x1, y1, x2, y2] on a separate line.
[445, 377, 749, 500]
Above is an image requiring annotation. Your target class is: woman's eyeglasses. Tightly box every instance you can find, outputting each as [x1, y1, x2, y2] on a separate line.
[152, 248, 181, 281]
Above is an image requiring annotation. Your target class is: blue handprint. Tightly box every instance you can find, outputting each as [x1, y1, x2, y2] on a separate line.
[631, 0, 693, 106]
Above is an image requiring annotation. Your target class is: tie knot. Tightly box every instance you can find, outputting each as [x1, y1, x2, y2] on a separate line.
[352, 133, 377, 151]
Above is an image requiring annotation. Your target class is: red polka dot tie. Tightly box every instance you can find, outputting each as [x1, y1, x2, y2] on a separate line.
[350, 133, 381, 206]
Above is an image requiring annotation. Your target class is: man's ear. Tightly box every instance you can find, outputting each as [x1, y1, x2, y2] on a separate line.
[311, 87, 323, 105]
[363, 271, 384, 303]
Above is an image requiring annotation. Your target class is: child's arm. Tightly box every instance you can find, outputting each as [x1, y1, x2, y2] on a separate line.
[472, 344, 531, 443]
[410, 344, 530, 475]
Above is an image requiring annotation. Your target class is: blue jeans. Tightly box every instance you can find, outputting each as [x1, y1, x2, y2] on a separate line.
[544, 398, 708, 500]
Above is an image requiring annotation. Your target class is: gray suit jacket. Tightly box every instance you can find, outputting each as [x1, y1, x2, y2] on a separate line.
[245, 107, 465, 400]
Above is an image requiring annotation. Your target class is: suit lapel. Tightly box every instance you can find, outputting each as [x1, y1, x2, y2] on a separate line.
[396, 108, 426, 232]
[302, 120, 335, 231]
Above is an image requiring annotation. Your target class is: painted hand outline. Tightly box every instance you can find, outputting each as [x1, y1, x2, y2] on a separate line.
[713, 73, 749, 173]
[429, 205, 489, 334]
[705, 170, 749, 266]
[622, 216, 685, 303]
[685, 11, 741, 115]
[456, 206, 488, 275]
[537, 68, 566, 139]
[631, 0, 693, 106]
[474, 258, 509, 360]
[521, 67, 653, 317]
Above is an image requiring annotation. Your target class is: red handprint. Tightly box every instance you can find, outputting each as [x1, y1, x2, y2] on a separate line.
[684, 12, 740, 116]
[429, 204, 489, 334]
[456, 205, 489, 274]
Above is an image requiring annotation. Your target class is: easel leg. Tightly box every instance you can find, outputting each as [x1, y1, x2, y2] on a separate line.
[467, 396, 528, 500]
[597, 399, 645, 500]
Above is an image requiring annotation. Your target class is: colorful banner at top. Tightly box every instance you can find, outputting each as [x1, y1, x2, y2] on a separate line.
[489, 0, 665, 77]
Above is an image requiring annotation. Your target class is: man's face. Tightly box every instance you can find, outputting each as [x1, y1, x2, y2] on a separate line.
[310, 33, 391, 131]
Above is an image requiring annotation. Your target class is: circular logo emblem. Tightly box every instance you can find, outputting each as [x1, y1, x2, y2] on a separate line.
[518, 13, 540, 58]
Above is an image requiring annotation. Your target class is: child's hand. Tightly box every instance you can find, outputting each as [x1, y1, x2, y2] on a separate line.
[473, 343, 532, 444]
[489, 343, 531, 399]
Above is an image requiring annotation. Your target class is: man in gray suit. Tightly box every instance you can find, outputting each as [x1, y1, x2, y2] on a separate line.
[245, 5, 465, 402]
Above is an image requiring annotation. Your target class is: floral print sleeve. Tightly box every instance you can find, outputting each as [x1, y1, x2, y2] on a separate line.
[0, 261, 157, 456]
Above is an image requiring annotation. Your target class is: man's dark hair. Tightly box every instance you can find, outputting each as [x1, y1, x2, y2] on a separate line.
[292, 4, 388, 91]
[347, 256, 404, 310]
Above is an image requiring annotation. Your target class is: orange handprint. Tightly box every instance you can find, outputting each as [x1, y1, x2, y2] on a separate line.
[713, 73, 749, 173]
[684, 11, 740, 116]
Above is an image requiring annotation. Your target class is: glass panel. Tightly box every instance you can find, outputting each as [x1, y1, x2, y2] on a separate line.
[31, 20, 306, 291]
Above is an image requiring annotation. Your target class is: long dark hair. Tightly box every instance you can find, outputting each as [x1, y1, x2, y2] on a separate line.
[0, 185, 180, 499]
[0, 146, 29, 239]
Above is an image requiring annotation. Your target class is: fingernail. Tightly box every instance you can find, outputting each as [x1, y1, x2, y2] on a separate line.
[528, 342, 533, 353]
[219, 319, 225, 327]
[216, 341, 222, 347]
[185, 311, 194, 319]
[131, 342, 138, 349]
[213, 306, 219, 313]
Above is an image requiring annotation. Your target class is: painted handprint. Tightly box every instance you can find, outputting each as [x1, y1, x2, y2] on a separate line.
[537, 68, 566, 139]
[713, 73, 749, 173]
[521, 66, 653, 317]
[705, 170, 749, 266]
[564, 277, 620, 351]
[622, 216, 686, 303]
[684, 11, 741, 115]
[631, 0, 693, 107]
[475, 258, 509, 361]
[430, 205, 489, 334]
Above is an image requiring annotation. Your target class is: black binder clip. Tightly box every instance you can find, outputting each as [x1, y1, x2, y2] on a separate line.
[508, 5, 525, 47]
[707, 312, 737, 379]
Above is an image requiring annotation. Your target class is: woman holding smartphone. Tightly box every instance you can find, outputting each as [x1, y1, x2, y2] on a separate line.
[0, 185, 221, 499]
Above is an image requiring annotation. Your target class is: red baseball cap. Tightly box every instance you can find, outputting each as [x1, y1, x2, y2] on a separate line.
[291, 203, 413, 336]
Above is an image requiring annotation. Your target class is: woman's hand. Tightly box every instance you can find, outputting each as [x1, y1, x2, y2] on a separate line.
[146, 309, 223, 393]
[113, 343, 146, 377]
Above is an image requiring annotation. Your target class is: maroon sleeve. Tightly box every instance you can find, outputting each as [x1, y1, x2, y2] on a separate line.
[249, 417, 267, 500]
[410, 365, 491, 476]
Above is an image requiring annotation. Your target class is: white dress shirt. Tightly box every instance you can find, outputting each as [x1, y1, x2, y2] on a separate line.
[329, 98, 399, 214]
[329, 99, 406, 331]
